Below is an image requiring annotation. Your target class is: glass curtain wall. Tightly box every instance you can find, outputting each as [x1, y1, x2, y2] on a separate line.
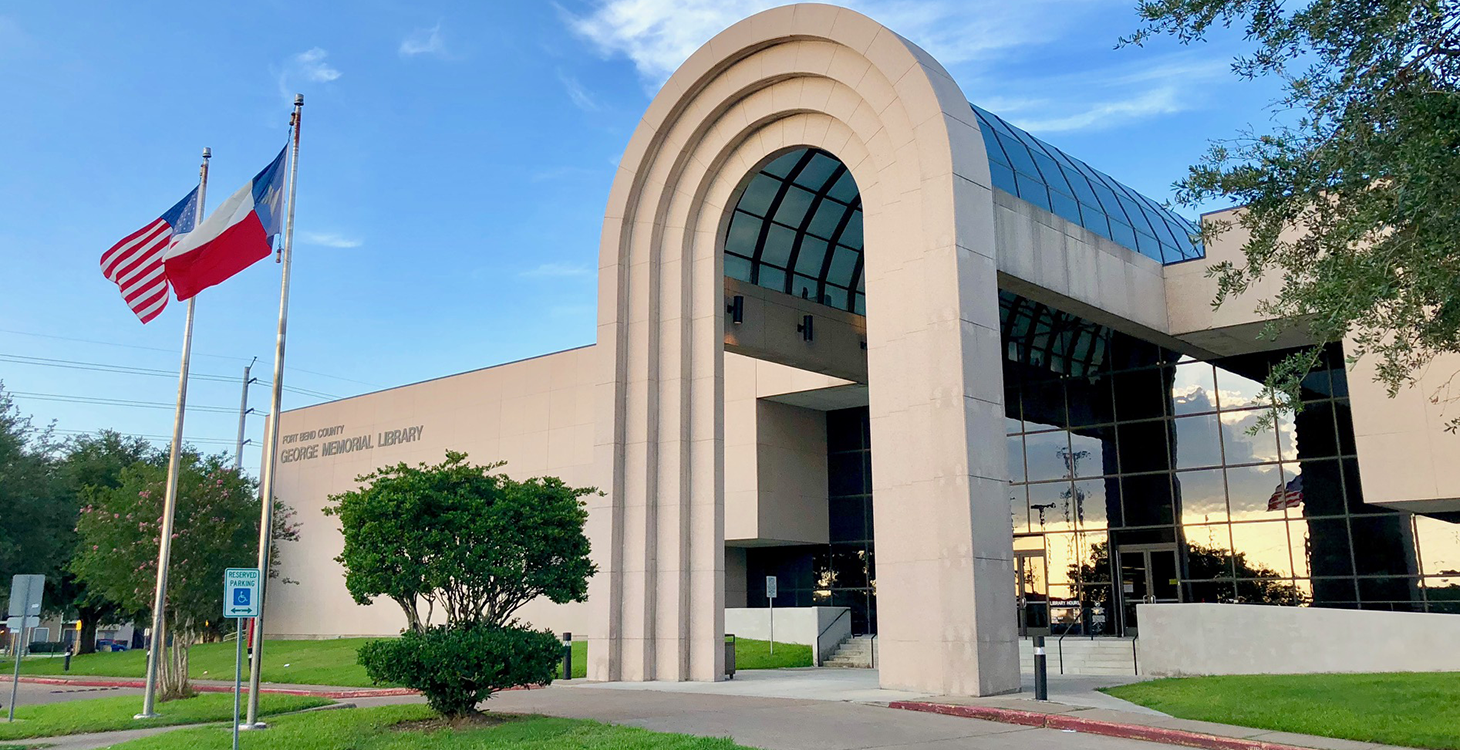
[1003, 291, 1460, 635]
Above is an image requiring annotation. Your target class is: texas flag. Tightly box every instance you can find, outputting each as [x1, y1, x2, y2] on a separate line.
[163, 146, 287, 300]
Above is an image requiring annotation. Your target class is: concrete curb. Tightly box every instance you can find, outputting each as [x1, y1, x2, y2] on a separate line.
[3, 676, 417, 699]
[887, 701, 1319, 750]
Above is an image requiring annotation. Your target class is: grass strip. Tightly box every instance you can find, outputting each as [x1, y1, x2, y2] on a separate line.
[0, 692, 329, 741]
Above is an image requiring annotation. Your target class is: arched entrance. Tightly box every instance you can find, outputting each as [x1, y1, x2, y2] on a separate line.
[588, 4, 1021, 696]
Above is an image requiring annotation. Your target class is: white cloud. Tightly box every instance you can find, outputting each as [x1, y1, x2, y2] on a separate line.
[301, 231, 362, 248]
[561, 0, 1073, 87]
[276, 48, 341, 100]
[520, 262, 593, 278]
[1006, 87, 1185, 133]
[558, 71, 600, 111]
[400, 23, 447, 58]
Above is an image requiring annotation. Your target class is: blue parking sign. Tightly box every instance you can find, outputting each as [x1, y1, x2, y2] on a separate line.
[223, 568, 261, 618]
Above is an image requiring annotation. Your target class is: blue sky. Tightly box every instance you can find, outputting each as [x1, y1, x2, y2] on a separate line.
[0, 1, 1279, 472]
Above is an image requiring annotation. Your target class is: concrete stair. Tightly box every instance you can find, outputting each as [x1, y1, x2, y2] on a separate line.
[822, 635, 877, 668]
[1019, 636, 1138, 676]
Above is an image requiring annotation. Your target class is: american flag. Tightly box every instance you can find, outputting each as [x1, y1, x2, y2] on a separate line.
[1268, 474, 1304, 511]
[99, 187, 199, 323]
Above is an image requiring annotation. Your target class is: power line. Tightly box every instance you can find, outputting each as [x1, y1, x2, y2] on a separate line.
[0, 353, 339, 400]
[51, 428, 245, 447]
[9, 390, 258, 415]
[0, 327, 380, 388]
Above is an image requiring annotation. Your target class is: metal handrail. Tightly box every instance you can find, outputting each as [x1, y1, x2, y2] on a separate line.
[814, 608, 852, 666]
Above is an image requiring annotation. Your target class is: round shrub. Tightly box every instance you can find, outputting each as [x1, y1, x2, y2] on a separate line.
[359, 624, 562, 717]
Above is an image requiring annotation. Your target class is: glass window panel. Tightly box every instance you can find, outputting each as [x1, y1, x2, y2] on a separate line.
[1006, 435, 1025, 483]
[989, 162, 1018, 195]
[1226, 462, 1285, 520]
[827, 170, 859, 203]
[1050, 190, 1082, 226]
[1176, 468, 1227, 523]
[1231, 520, 1295, 578]
[1294, 459, 1343, 517]
[795, 153, 840, 190]
[1186, 579, 1237, 604]
[1073, 478, 1112, 531]
[761, 223, 796, 269]
[1416, 515, 1460, 576]
[1120, 472, 1175, 526]
[737, 175, 780, 216]
[1108, 219, 1137, 249]
[724, 253, 752, 282]
[1351, 512, 1418, 576]
[822, 284, 848, 310]
[757, 265, 786, 292]
[774, 185, 816, 227]
[838, 211, 863, 248]
[1184, 523, 1236, 579]
[828, 452, 863, 496]
[1112, 368, 1168, 421]
[791, 275, 817, 300]
[1306, 517, 1355, 577]
[1010, 486, 1030, 533]
[1079, 204, 1113, 240]
[726, 211, 762, 255]
[1045, 532, 1080, 586]
[1067, 376, 1115, 427]
[762, 151, 801, 178]
[807, 200, 845, 240]
[1334, 403, 1357, 455]
[1220, 408, 1281, 465]
[1172, 360, 1218, 416]
[1275, 408, 1299, 462]
[1028, 480, 1076, 532]
[997, 133, 1041, 176]
[853, 293, 865, 315]
[1216, 366, 1267, 410]
[1173, 413, 1223, 469]
[1067, 430, 1110, 480]
[829, 496, 868, 543]
[828, 246, 859, 286]
[1023, 430, 1071, 482]
[1358, 576, 1421, 606]
[1114, 420, 1170, 476]
[1014, 173, 1052, 211]
[1005, 385, 1023, 433]
[1341, 457, 1380, 514]
[795, 236, 828, 276]
[1072, 532, 1111, 582]
[1022, 379, 1067, 428]
[1135, 230, 1162, 260]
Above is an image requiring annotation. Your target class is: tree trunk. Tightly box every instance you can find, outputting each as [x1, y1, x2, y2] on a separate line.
[158, 625, 194, 701]
[75, 603, 105, 655]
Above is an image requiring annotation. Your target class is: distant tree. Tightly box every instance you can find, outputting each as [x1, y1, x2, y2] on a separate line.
[70, 451, 299, 700]
[0, 385, 65, 615]
[332, 451, 596, 719]
[1124, 0, 1460, 422]
[1072, 540, 1309, 609]
[52, 431, 158, 653]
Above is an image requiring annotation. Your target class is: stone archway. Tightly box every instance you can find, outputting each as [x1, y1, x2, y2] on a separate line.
[589, 3, 1020, 696]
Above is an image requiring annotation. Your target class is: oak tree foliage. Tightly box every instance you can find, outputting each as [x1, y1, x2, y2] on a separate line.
[1125, 0, 1460, 421]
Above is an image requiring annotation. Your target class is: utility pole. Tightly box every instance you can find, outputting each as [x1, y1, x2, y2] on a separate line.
[234, 357, 257, 471]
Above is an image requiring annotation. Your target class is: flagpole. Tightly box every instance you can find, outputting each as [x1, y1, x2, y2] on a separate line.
[137, 147, 210, 720]
[244, 94, 302, 729]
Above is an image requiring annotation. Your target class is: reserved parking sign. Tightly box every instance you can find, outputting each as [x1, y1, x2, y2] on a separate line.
[223, 568, 261, 618]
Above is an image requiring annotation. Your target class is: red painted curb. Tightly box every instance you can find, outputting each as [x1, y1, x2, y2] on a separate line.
[3, 676, 417, 699]
[888, 701, 1313, 750]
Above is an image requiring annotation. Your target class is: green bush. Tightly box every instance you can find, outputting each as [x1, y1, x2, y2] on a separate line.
[358, 624, 561, 718]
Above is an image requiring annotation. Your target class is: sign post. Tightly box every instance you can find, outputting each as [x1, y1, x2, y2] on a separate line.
[7, 574, 44, 722]
[223, 569, 260, 749]
[765, 575, 777, 656]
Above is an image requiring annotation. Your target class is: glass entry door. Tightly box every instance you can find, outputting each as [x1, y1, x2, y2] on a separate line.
[1014, 550, 1050, 636]
[1118, 544, 1180, 635]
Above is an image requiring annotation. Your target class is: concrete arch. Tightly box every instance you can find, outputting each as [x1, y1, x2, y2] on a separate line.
[591, 3, 1019, 695]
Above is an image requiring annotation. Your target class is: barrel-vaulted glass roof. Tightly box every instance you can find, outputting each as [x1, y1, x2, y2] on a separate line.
[723, 105, 1203, 316]
[972, 105, 1203, 265]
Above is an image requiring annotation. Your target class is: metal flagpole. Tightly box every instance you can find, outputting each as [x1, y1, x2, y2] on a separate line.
[233, 357, 256, 471]
[244, 94, 303, 729]
[137, 147, 210, 719]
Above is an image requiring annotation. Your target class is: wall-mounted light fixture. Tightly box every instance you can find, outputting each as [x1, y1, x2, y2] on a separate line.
[797, 314, 814, 342]
[726, 295, 744, 324]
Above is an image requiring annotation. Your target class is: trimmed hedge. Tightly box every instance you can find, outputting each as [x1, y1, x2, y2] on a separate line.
[358, 624, 560, 717]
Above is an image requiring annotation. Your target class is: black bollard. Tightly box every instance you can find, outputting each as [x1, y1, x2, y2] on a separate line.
[63, 645, 73, 672]
[1033, 635, 1048, 701]
[561, 632, 573, 680]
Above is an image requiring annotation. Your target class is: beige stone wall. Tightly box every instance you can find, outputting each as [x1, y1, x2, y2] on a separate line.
[1349, 350, 1460, 515]
[266, 347, 599, 639]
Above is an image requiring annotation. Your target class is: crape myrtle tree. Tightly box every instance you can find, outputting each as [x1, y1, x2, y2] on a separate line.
[0, 385, 65, 617]
[71, 450, 300, 700]
[329, 451, 596, 720]
[1124, 0, 1460, 423]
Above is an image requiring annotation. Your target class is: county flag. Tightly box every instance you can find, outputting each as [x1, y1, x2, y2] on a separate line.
[163, 146, 287, 300]
[1268, 474, 1304, 511]
[99, 187, 200, 323]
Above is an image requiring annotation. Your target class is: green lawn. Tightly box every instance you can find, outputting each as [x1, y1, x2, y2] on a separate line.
[3, 636, 804, 688]
[103, 703, 751, 749]
[0, 692, 329, 741]
[1104, 673, 1460, 750]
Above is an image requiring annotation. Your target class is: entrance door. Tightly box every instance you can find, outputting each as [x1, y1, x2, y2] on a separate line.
[1014, 550, 1050, 636]
[1117, 545, 1180, 636]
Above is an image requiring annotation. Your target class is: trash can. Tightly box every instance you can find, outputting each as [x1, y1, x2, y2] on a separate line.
[724, 634, 736, 679]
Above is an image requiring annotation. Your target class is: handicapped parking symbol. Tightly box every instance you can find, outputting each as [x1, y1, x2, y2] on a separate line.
[233, 588, 251, 607]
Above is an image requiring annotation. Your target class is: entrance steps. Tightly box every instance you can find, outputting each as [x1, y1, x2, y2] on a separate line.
[1019, 636, 1138, 676]
[822, 635, 877, 668]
